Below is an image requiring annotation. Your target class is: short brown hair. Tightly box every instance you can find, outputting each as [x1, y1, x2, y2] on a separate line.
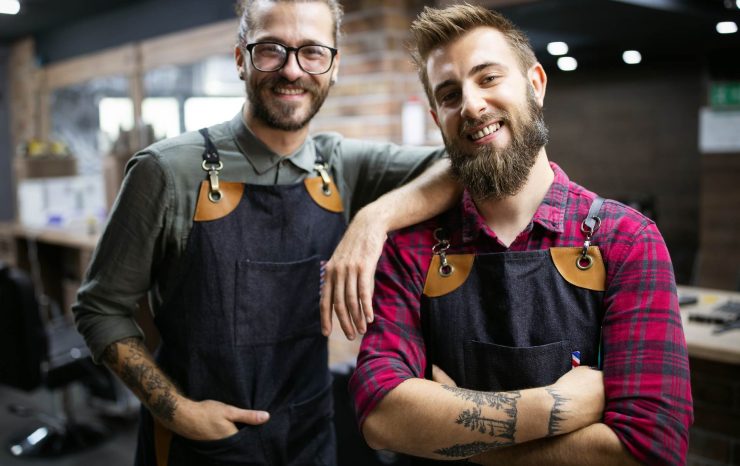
[409, 3, 537, 108]
[236, 0, 343, 47]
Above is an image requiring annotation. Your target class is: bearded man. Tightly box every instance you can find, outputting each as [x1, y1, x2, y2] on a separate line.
[350, 4, 692, 466]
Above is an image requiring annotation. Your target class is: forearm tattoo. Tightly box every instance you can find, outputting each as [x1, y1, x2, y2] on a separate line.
[435, 441, 501, 458]
[434, 385, 520, 457]
[101, 337, 178, 422]
[545, 388, 569, 436]
[456, 406, 516, 441]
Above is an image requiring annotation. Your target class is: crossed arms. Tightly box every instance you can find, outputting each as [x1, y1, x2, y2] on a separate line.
[362, 367, 638, 465]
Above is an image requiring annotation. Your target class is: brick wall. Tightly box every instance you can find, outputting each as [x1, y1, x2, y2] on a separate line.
[311, 1, 430, 142]
[8, 39, 40, 150]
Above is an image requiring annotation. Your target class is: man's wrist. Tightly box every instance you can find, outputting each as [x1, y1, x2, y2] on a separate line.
[356, 202, 393, 233]
[514, 387, 555, 443]
[164, 395, 195, 434]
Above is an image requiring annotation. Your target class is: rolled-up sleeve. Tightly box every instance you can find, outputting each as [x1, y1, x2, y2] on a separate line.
[349, 234, 428, 429]
[602, 222, 693, 466]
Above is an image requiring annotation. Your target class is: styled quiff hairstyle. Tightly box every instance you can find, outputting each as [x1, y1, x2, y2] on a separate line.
[409, 3, 537, 109]
[236, 0, 343, 47]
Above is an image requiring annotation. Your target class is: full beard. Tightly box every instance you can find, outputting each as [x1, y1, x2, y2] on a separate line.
[444, 88, 549, 201]
[247, 76, 330, 131]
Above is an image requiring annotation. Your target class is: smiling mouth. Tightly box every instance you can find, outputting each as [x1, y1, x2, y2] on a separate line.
[469, 122, 502, 141]
[274, 87, 306, 96]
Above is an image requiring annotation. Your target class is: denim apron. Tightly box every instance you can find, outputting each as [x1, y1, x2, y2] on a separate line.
[414, 198, 606, 464]
[135, 129, 346, 466]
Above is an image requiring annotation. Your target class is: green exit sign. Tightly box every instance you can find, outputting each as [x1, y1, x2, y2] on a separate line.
[710, 82, 740, 107]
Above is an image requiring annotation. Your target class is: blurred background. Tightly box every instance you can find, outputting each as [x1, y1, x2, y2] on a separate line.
[0, 0, 739, 465]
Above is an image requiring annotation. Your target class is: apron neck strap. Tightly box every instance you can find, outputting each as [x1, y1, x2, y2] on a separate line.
[199, 128, 220, 166]
[583, 196, 605, 233]
[312, 150, 333, 193]
[198, 128, 224, 203]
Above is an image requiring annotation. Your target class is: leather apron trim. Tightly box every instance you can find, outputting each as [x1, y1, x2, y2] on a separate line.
[304, 177, 344, 213]
[423, 254, 475, 297]
[154, 419, 172, 466]
[193, 181, 244, 222]
[549, 246, 606, 291]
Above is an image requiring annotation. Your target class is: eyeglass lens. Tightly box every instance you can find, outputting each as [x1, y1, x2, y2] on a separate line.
[251, 43, 334, 74]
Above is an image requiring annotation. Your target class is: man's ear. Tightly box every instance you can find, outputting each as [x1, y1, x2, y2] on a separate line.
[330, 50, 340, 85]
[528, 63, 547, 106]
[430, 108, 440, 128]
[235, 44, 246, 80]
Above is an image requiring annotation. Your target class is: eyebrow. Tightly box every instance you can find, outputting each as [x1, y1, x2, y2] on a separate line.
[249, 36, 332, 47]
[432, 61, 508, 99]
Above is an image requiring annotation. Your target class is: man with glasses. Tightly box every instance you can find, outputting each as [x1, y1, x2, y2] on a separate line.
[72, 1, 455, 465]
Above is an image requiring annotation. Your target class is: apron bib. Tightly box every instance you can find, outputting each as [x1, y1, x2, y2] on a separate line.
[414, 198, 606, 464]
[135, 129, 346, 466]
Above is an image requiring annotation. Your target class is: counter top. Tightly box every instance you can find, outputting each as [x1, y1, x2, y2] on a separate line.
[7, 223, 100, 251]
[678, 285, 740, 365]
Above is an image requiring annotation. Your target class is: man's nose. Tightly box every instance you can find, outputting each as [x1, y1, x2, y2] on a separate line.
[460, 87, 487, 120]
[279, 51, 304, 82]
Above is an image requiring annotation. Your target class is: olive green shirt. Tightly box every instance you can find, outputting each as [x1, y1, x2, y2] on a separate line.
[73, 112, 444, 361]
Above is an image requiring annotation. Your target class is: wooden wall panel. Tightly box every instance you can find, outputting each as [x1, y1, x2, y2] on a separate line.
[44, 45, 137, 90]
[698, 154, 740, 290]
[545, 67, 703, 284]
[139, 19, 238, 71]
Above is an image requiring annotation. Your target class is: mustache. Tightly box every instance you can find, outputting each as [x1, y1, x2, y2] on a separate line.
[459, 112, 510, 138]
[259, 75, 320, 94]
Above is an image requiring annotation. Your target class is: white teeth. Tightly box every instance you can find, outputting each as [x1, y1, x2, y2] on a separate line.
[275, 87, 304, 95]
[471, 122, 501, 141]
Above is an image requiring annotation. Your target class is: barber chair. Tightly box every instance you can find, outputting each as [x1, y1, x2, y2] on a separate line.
[0, 263, 111, 457]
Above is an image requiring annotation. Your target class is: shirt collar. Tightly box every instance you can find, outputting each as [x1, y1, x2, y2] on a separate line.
[228, 111, 317, 175]
[460, 161, 570, 244]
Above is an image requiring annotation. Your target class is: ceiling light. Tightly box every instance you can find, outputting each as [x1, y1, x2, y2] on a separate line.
[557, 57, 578, 72]
[622, 50, 642, 65]
[736, 0, 740, 9]
[547, 42, 569, 56]
[0, 0, 20, 15]
[716, 21, 738, 34]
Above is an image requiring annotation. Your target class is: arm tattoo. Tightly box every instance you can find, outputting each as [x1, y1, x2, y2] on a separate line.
[545, 387, 569, 436]
[102, 337, 179, 422]
[435, 441, 504, 457]
[442, 385, 521, 411]
[435, 385, 520, 457]
[456, 406, 516, 442]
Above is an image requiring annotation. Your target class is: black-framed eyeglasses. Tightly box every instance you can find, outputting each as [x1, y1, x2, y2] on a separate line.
[245, 42, 338, 75]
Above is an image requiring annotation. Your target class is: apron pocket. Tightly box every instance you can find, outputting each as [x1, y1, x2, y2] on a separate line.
[463, 339, 572, 392]
[171, 424, 267, 465]
[236, 255, 321, 346]
[288, 384, 335, 465]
